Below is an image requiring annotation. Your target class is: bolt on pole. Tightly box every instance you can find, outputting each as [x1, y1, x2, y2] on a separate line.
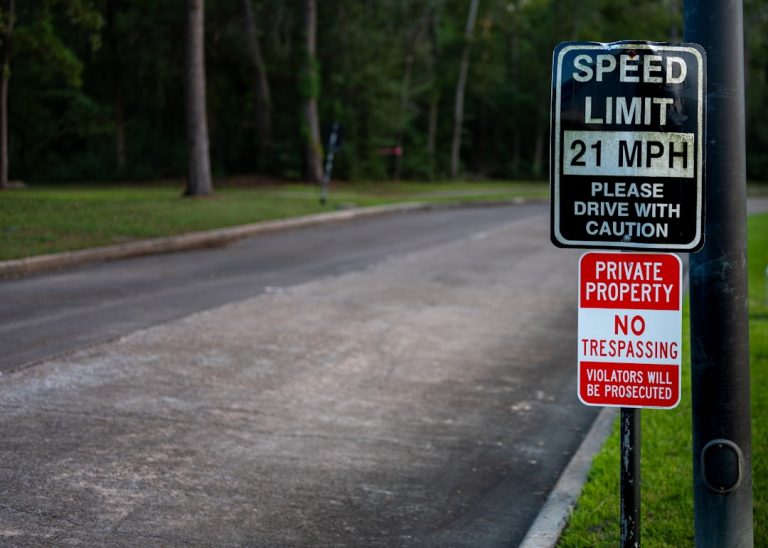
[684, 0, 754, 546]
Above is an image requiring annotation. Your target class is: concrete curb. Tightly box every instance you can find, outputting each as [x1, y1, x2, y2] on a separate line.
[0, 200, 536, 278]
[520, 407, 618, 547]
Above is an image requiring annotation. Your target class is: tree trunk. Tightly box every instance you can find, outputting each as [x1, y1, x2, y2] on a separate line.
[427, 98, 438, 180]
[106, 0, 126, 174]
[0, 0, 14, 190]
[242, 0, 272, 155]
[533, 125, 545, 179]
[302, 0, 323, 185]
[184, 0, 213, 196]
[426, 6, 439, 181]
[449, 0, 479, 179]
[114, 99, 126, 172]
[394, 51, 414, 181]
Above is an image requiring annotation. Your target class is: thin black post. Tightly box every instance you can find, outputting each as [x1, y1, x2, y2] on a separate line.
[620, 407, 640, 548]
[684, 1, 753, 546]
[320, 122, 340, 205]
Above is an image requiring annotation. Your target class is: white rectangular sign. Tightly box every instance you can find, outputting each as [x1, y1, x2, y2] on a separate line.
[578, 251, 683, 409]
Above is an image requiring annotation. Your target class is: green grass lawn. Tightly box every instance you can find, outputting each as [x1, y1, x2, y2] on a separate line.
[0, 180, 547, 261]
[559, 213, 768, 546]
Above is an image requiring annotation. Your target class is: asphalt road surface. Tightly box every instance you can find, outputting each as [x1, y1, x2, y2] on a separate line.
[0, 203, 598, 546]
[2, 204, 550, 373]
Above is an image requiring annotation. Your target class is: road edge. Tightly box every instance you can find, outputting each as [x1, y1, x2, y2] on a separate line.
[519, 407, 617, 548]
[0, 199, 534, 278]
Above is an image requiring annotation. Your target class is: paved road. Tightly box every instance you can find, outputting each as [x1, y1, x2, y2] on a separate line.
[0, 205, 545, 373]
[0, 204, 596, 546]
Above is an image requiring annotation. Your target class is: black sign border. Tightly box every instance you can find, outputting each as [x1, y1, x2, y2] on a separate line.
[550, 41, 706, 251]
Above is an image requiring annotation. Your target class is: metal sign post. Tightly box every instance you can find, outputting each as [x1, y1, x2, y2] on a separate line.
[320, 122, 341, 205]
[684, 1, 754, 546]
[620, 407, 640, 547]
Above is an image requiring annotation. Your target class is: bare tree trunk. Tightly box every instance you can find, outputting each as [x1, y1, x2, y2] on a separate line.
[512, 124, 520, 175]
[394, 51, 414, 181]
[427, 98, 438, 180]
[114, 99, 126, 172]
[426, 5, 439, 181]
[184, 0, 213, 196]
[242, 0, 272, 154]
[533, 125, 545, 179]
[0, 0, 14, 190]
[106, 0, 126, 174]
[449, 0, 479, 179]
[302, 0, 323, 185]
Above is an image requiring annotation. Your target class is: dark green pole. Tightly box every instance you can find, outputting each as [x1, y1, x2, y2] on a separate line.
[684, 1, 753, 545]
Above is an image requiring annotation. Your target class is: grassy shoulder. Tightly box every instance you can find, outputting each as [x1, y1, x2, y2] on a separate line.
[0, 180, 547, 261]
[558, 212, 768, 546]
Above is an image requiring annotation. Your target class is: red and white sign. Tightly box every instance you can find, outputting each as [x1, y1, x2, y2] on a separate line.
[578, 252, 682, 408]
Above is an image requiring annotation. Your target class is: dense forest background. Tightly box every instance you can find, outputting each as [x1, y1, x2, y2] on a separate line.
[5, 0, 768, 184]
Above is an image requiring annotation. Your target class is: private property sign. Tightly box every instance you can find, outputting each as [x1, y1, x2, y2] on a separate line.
[551, 41, 705, 251]
[578, 252, 682, 408]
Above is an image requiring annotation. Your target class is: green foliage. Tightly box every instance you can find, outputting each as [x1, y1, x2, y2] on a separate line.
[15, 18, 83, 88]
[9, 0, 104, 181]
[3, 0, 768, 183]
